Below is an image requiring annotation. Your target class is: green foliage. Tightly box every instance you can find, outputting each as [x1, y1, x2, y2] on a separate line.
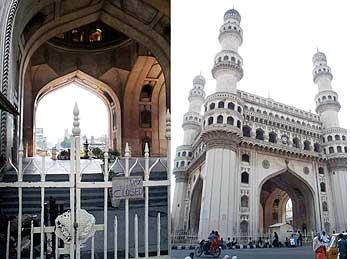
[92, 147, 104, 159]
[60, 136, 71, 149]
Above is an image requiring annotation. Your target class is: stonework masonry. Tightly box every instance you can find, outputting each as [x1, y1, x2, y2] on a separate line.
[172, 7, 347, 240]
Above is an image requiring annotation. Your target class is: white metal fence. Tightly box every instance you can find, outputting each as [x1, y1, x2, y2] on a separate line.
[0, 103, 171, 258]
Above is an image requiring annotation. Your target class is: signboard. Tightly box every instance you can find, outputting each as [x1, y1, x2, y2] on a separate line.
[112, 176, 144, 200]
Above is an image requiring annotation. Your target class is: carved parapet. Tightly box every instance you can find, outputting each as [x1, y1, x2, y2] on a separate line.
[327, 156, 347, 171]
[201, 124, 242, 151]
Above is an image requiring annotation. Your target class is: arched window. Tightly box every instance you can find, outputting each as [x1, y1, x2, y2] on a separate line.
[337, 146, 342, 153]
[314, 143, 321, 152]
[180, 161, 185, 167]
[319, 167, 324, 174]
[250, 107, 255, 112]
[322, 96, 326, 100]
[269, 132, 277, 143]
[304, 140, 311, 151]
[224, 55, 229, 61]
[218, 101, 225, 108]
[322, 137, 326, 143]
[140, 107, 152, 128]
[182, 151, 186, 156]
[176, 161, 179, 168]
[228, 102, 235, 110]
[140, 84, 153, 101]
[242, 154, 249, 163]
[217, 115, 223, 124]
[320, 182, 326, 192]
[335, 135, 340, 141]
[241, 172, 249, 183]
[188, 152, 192, 157]
[241, 195, 249, 207]
[227, 116, 234, 125]
[342, 135, 346, 141]
[345, 147, 347, 153]
[208, 117, 214, 125]
[240, 220, 248, 234]
[327, 135, 333, 142]
[237, 106, 242, 113]
[328, 95, 332, 99]
[256, 129, 264, 141]
[293, 137, 300, 148]
[243, 126, 251, 137]
[322, 202, 328, 212]
[329, 147, 334, 154]
[237, 120, 241, 129]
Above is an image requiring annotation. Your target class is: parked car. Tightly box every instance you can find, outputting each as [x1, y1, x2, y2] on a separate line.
[326, 232, 347, 259]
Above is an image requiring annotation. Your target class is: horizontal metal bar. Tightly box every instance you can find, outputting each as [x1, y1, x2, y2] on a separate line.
[0, 182, 73, 188]
[77, 180, 170, 188]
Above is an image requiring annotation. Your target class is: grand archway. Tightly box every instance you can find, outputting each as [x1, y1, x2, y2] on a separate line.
[0, 0, 170, 159]
[188, 177, 203, 234]
[259, 169, 316, 235]
[27, 70, 121, 156]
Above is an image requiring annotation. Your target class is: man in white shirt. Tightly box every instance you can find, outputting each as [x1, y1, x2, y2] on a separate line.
[320, 231, 330, 248]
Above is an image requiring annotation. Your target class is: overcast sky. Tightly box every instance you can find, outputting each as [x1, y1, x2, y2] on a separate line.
[171, 1, 350, 198]
[36, 83, 108, 146]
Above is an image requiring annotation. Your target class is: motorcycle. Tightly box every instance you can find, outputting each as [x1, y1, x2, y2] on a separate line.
[195, 240, 221, 258]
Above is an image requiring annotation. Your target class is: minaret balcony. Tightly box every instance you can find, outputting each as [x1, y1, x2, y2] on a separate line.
[315, 100, 341, 114]
[219, 27, 243, 45]
[201, 124, 242, 150]
[212, 61, 243, 80]
[313, 70, 333, 83]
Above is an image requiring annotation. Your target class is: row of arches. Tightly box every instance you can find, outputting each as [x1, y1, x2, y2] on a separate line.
[317, 94, 337, 104]
[205, 115, 241, 128]
[205, 101, 242, 113]
[244, 115, 321, 138]
[323, 134, 346, 142]
[243, 126, 321, 152]
[324, 145, 347, 154]
[177, 150, 193, 157]
[244, 106, 321, 130]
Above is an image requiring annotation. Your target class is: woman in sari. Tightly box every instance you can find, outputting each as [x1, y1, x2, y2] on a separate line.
[313, 233, 326, 259]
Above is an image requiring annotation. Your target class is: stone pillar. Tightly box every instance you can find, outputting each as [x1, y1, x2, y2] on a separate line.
[328, 160, 347, 231]
[198, 147, 238, 240]
[172, 172, 188, 233]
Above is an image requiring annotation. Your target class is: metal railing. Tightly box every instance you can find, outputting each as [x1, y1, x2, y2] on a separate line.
[1, 103, 171, 259]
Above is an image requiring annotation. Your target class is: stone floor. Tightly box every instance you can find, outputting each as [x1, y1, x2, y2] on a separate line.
[171, 246, 314, 259]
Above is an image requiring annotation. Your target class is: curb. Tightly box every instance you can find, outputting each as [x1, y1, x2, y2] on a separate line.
[171, 244, 273, 250]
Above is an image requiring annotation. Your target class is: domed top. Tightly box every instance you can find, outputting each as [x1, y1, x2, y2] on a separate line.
[224, 8, 241, 22]
[312, 51, 327, 64]
[193, 74, 206, 85]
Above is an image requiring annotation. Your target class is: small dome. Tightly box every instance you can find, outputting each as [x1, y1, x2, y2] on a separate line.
[313, 51, 327, 64]
[224, 8, 241, 22]
[193, 75, 206, 85]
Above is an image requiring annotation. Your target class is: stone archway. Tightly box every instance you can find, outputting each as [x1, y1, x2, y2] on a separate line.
[25, 70, 122, 156]
[259, 169, 316, 235]
[188, 176, 203, 234]
[0, 0, 170, 158]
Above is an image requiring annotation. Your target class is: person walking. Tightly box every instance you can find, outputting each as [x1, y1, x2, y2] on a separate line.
[313, 233, 326, 259]
[297, 231, 303, 247]
[338, 233, 347, 259]
[320, 231, 330, 248]
[272, 232, 279, 247]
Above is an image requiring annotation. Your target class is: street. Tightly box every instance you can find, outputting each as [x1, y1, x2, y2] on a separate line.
[171, 246, 314, 259]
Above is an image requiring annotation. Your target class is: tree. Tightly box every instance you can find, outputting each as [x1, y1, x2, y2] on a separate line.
[60, 136, 70, 149]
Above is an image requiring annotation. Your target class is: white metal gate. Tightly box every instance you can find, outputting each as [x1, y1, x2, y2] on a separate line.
[0, 103, 171, 258]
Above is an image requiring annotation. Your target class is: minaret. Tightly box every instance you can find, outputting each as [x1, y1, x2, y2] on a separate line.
[313, 51, 347, 231]
[199, 6, 244, 239]
[172, 75, 206, 233]
[212, 6, 243, 93]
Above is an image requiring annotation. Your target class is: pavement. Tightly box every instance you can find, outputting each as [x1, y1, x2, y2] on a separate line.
[171, 246, 314, 259]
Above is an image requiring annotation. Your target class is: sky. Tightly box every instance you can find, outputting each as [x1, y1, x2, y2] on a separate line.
[36, 83, 108, 146]
[171, 1, 350, 199]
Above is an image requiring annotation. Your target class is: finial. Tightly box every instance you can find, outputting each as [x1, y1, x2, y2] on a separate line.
[165, 109, 171, 140]
[72, 103, 81, 136]
[124, 142, 130, 157]
[144, 142, 149, 158]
